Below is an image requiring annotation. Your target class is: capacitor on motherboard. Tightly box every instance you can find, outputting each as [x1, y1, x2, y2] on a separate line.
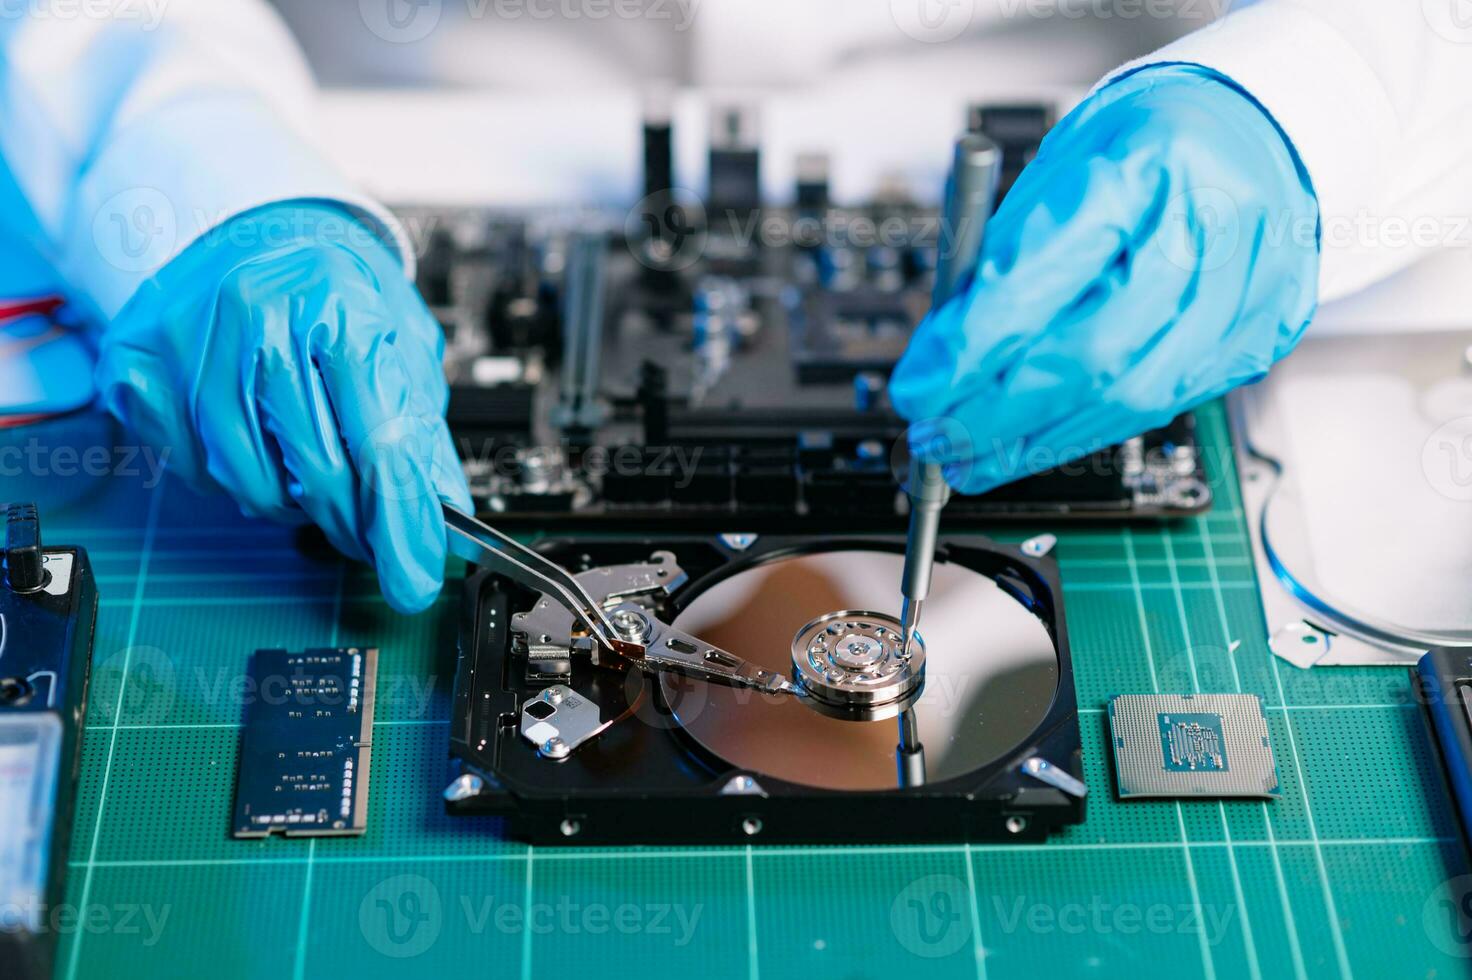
[643, 88, 675, 205]
[707, 104, 762, 220]
[795, 152, 830, 212]
[638, 86, 680, 273]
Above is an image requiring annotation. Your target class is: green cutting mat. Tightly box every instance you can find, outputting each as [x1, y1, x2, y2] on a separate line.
[12, 402, 1471, 979]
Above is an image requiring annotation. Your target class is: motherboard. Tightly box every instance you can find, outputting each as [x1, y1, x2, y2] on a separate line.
[401, 102, 1211, 529]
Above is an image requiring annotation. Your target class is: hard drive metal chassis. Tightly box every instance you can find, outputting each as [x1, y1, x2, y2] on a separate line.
[446, 534, 1086, 845]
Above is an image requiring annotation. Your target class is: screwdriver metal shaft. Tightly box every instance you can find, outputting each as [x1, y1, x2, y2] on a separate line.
[898, 131, 1001, 658]
[899, 457, 949, 657]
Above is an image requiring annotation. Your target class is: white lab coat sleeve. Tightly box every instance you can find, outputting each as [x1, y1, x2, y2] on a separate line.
[1099, 0, 1472, 303]
[0, 0, 414, 320]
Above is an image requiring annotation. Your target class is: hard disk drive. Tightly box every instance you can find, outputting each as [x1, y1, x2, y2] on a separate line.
[446, 534, 1085, 844]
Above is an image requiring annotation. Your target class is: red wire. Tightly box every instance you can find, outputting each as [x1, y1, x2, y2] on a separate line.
[0, 295, 73, 426]
[0, 295, 64, 324]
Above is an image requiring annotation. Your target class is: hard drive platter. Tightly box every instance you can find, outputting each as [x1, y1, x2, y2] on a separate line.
[447, 535, 1085, 844]
[665, 550, 1060, 791]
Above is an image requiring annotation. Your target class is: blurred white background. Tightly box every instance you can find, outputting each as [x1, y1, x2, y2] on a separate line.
[265, 0, 1205, 206]
[264, 0, 1468, 332]
[266, 0, 1200, 91]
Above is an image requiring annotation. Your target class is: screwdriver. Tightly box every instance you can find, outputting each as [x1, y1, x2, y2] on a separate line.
[898, 132, 1001, 660]
[894, 132, 1000, 787]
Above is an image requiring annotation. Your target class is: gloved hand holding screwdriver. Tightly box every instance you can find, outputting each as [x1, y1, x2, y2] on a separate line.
[891, 64, 1320, 492]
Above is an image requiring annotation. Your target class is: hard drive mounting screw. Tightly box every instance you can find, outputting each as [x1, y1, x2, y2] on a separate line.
[1005, 816, 1027, 835]
[542, 737, 570, 759]
[741, 817, 763, 836]
[560, 819, 581, 837]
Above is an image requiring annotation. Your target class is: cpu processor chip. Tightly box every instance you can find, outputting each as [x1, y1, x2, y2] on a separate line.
[1109, 694, 1279, 799]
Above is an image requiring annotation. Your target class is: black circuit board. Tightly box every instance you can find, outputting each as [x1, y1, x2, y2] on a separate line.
[409, 211, 1212, 528]
[231, 648, 376, 838]
[401, 102, 1211, 529]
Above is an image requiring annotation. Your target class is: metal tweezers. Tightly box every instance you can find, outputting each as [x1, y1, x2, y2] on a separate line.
[443, 505, 797, 695]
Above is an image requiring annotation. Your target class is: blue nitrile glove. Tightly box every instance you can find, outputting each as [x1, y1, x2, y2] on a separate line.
[97, 202, 471, 613]
[890, 65, 1320, 493]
